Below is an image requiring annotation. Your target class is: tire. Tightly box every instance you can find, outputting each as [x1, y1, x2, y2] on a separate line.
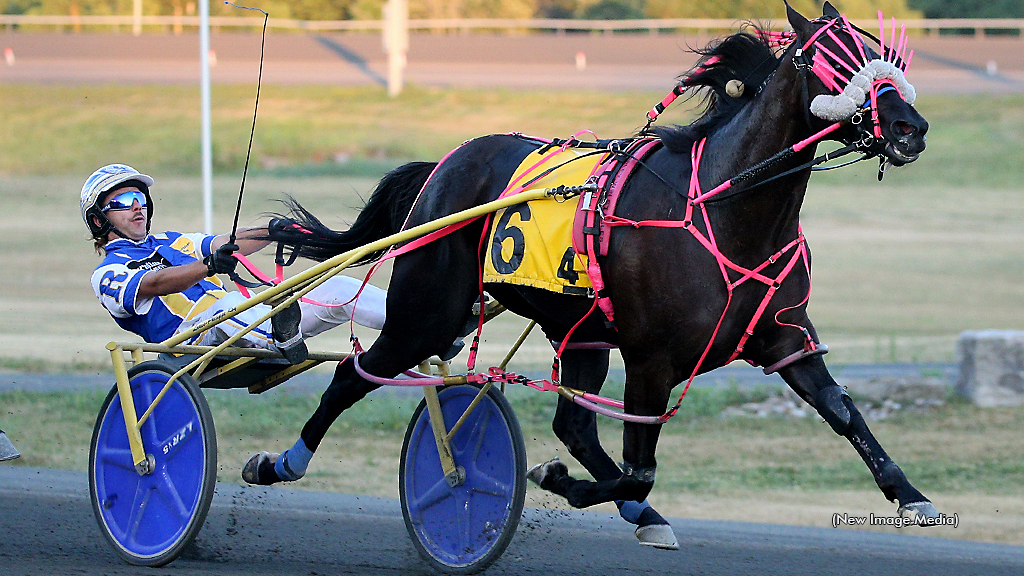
[89, 360, 217, 566]
[400, 384, 527, 574]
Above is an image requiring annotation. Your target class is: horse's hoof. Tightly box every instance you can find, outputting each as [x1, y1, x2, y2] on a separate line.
[635, 524, 679, 550]
[898, 500, 940, 526]
[0, 431, 20, 462]
[526, 457, 566, 487]
[242, 451, 282, 486]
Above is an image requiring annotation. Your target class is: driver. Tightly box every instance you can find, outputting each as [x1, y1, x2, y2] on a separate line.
[84, 164, 391, 485]
[83, 164, 387, 360]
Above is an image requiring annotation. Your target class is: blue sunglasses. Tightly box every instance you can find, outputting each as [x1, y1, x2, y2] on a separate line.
[101, 190, 147, 212]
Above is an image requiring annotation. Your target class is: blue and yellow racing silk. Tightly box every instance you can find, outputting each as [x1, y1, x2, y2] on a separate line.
[483, 147, 604, 295]
[91, 232, 228, 343]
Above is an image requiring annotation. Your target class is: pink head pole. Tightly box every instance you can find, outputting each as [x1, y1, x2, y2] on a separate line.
[889, 18, 898, 63]
[896, 24, 907, 65]
[841, 14, 868, 64]
[877, 11, 885, 60]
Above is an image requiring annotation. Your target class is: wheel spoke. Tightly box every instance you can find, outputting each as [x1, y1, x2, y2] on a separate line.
[98, 447, 139, 472]
[468, 471, 511, 499]
[456, 490, 472, 552]
[156, 468, 192, 522]
[125, 482, 153, 547]
[450, 405, 492, 461]
[407, 475, 454, 517]
[136, 378, 160, 446]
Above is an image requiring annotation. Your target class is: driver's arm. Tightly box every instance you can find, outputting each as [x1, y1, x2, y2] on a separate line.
[210, 226, 271, 256]
[136, 261, 211, 299]
[136, 227, 270, 299]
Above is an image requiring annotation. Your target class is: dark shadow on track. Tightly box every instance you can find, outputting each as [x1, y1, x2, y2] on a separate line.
[314, 35, 388, 87]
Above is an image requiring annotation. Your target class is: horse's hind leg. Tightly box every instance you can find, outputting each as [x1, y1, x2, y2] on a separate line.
[535, 348, 677, 549]
[779, 354, 940, 521]
[244, 244, 481, 486]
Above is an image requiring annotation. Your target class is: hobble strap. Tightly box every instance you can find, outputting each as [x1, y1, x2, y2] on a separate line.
[621, 462, 656, 483]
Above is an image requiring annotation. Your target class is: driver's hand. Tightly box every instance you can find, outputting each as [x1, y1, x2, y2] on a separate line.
[204, 243, 239, 276]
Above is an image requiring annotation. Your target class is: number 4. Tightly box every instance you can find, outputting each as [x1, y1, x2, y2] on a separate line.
[557, 247, 579, 284]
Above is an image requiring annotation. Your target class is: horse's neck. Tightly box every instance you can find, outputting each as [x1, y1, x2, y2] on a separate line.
[698, 57, 816, 251]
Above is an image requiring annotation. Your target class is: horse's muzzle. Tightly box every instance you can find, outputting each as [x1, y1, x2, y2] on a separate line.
[883, 118, 928, 166]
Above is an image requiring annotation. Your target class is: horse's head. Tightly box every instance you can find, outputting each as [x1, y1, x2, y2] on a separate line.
[786, 1, 928, 166]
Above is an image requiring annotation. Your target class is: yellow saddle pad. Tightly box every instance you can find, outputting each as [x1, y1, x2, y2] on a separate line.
[483, 147, 604, 296]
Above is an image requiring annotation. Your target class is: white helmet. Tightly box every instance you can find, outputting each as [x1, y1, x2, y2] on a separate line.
[81, 164, 155, 240]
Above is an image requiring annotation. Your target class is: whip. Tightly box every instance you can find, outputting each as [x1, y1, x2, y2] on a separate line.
[224, 1, 269, 245]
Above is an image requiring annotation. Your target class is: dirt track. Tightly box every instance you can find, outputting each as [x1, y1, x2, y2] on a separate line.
[1, 32, 1023, 93]
[4, 466, 1024, 576]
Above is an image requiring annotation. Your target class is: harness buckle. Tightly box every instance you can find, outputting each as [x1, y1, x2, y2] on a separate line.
[581, 189, 594, 210]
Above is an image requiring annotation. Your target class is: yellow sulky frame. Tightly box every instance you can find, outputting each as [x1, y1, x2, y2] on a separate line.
[106, 187, 552, 476]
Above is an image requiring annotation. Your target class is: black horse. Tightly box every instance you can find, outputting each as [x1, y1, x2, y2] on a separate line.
[263, 2, 937, 546]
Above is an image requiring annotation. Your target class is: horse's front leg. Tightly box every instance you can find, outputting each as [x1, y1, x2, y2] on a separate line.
[531, 348, 677, 549]
[779, 354, 940, 521]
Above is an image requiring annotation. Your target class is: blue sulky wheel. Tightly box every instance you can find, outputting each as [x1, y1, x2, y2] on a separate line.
[400, 384, 527, 575]
[89, 360, 217, 567]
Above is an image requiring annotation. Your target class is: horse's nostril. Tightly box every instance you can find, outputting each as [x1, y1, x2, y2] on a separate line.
[892, 121, 916, 137]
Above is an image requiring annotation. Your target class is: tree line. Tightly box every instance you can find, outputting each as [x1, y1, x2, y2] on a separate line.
[4, 0, 1020, 22]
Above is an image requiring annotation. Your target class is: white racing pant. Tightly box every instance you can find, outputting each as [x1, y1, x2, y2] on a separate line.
[178, 275, 387, 351]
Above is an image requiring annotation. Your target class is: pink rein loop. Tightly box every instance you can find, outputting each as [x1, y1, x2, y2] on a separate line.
[352, 352, 488, 387]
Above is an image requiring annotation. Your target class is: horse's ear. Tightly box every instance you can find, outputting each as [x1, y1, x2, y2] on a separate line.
[786, 1, 812, 39]
[822, 1, 841, 19]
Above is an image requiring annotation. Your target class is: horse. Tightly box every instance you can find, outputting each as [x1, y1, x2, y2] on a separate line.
[263, 1, 937, 547]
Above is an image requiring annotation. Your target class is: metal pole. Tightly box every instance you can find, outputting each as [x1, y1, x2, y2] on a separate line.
[199, 0, 213, 234]
[383, 0, 408, 97]
[132, 0, 142, 36]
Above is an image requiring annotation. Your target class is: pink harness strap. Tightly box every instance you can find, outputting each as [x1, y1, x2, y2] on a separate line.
[571, 138, 662, 326]
[585, 134, 822, 422]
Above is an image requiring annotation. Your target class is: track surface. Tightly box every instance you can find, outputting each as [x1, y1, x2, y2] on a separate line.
[2, 466, 1023, 576]
[1, 32, 1022, 93]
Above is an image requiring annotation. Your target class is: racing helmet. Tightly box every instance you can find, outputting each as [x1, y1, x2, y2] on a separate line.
[81, 164, 155, 240]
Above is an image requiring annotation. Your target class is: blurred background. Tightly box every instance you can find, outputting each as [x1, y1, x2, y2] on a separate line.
[1, 0, 1023, 548]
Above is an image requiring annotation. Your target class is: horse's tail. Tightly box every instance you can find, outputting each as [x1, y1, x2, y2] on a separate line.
[270, 161, 437, 265]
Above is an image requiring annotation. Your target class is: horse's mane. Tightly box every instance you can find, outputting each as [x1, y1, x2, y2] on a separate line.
[653, 25, 783, 153]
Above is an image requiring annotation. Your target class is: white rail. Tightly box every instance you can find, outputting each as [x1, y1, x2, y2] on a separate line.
[1, 15, 1022, 37]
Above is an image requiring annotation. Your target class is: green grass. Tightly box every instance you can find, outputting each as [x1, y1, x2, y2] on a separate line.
[4, 84, 1022, 189]
[0, 84, 689, 177]
[4, 386, 1022, 497]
